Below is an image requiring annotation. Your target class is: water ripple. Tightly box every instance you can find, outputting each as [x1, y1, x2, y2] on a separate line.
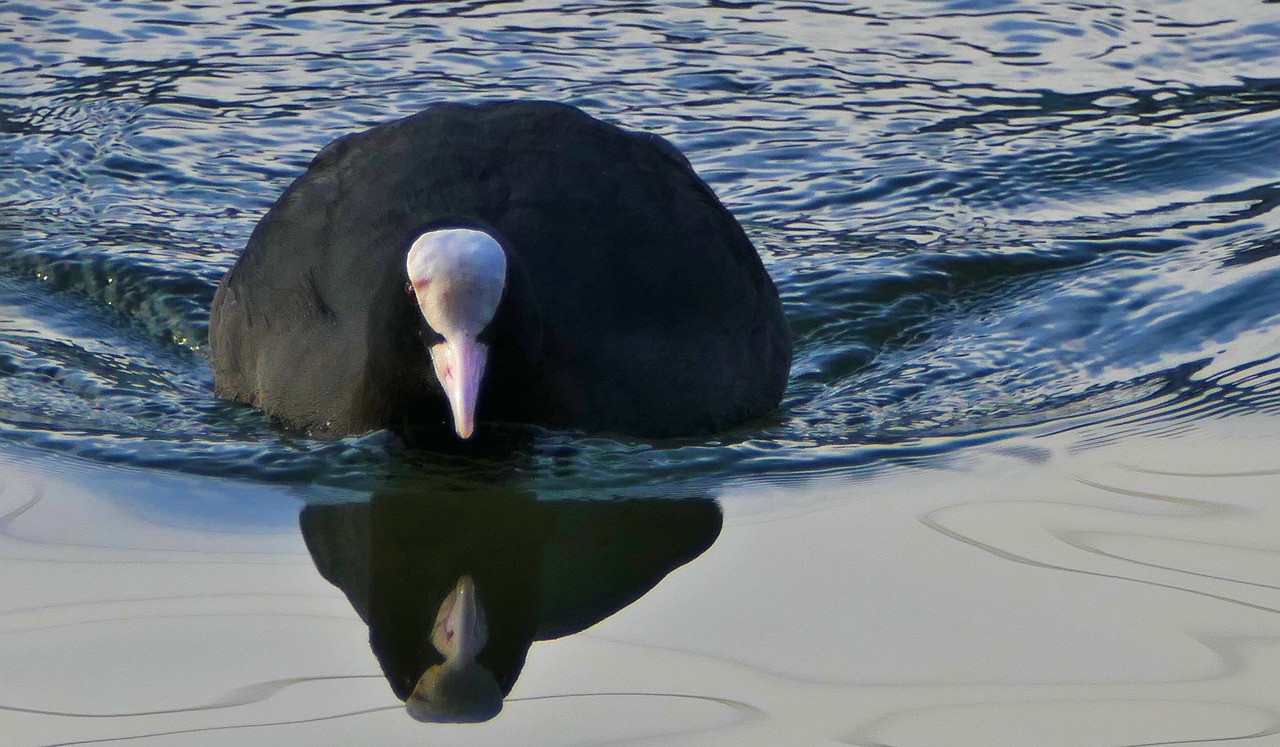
[0, 0, 1278, 491]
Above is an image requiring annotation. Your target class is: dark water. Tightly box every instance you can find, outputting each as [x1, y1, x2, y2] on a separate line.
[3, 0, 1278, 496]
[2, 1, 1280, 741]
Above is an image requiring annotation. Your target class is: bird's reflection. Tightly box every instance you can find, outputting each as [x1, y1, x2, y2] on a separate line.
[299, 481, 721, 722]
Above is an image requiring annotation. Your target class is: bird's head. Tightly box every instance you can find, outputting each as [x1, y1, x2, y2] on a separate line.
[405, 228, 507, 439]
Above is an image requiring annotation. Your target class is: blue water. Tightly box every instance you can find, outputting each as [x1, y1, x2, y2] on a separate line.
[1, 0, 1278, 497]
[4, 2, 1280, 742]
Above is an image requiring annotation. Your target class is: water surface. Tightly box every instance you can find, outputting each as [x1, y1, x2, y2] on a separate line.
[2, 0, 1279, 744]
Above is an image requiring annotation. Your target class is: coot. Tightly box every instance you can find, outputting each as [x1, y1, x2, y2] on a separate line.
[210, 101, 789, 439]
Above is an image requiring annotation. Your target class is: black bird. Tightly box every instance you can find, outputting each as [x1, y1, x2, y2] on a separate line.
[210, 101, 790, 439]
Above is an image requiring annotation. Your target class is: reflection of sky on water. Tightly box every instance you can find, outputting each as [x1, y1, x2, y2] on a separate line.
[3, 416, 1280, 743]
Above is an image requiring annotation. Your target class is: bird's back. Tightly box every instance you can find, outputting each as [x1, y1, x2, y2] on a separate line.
[210, 101, 789, 436]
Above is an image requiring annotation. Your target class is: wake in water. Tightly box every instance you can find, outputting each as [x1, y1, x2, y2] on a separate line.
[0, 0, 1278, 495]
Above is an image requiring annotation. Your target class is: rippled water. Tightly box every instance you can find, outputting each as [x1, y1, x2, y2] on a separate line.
[3, 0, 1280, 743]
[3, 0, 1277, 492]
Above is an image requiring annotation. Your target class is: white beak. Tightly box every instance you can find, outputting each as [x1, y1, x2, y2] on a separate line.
[430, 337, 488, 439]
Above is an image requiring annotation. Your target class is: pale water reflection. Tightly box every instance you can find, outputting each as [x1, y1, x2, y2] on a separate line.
[2, 413, 1279, 745]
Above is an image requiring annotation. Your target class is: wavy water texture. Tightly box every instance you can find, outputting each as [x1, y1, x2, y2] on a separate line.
[0, 0, 1278, 492]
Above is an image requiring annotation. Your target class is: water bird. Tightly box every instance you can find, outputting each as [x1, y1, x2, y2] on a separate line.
[210, 101, 790, 439]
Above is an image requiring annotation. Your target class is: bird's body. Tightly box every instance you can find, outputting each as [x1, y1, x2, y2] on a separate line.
[210, 101, 789, 439]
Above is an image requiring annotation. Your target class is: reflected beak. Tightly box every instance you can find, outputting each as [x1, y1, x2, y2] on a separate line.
[408, 577, 500, 723]
[432, 575, 488, 661]
[429, 338, 488, 439]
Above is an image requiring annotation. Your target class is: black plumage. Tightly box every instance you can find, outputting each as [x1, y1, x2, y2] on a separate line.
[210, 101, 790, 438]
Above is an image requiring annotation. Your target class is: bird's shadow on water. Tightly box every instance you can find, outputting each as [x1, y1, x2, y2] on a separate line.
[297, 452, 723, 724]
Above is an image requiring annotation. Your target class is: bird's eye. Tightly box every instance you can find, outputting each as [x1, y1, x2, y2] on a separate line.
[404, 281, 414, 299]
